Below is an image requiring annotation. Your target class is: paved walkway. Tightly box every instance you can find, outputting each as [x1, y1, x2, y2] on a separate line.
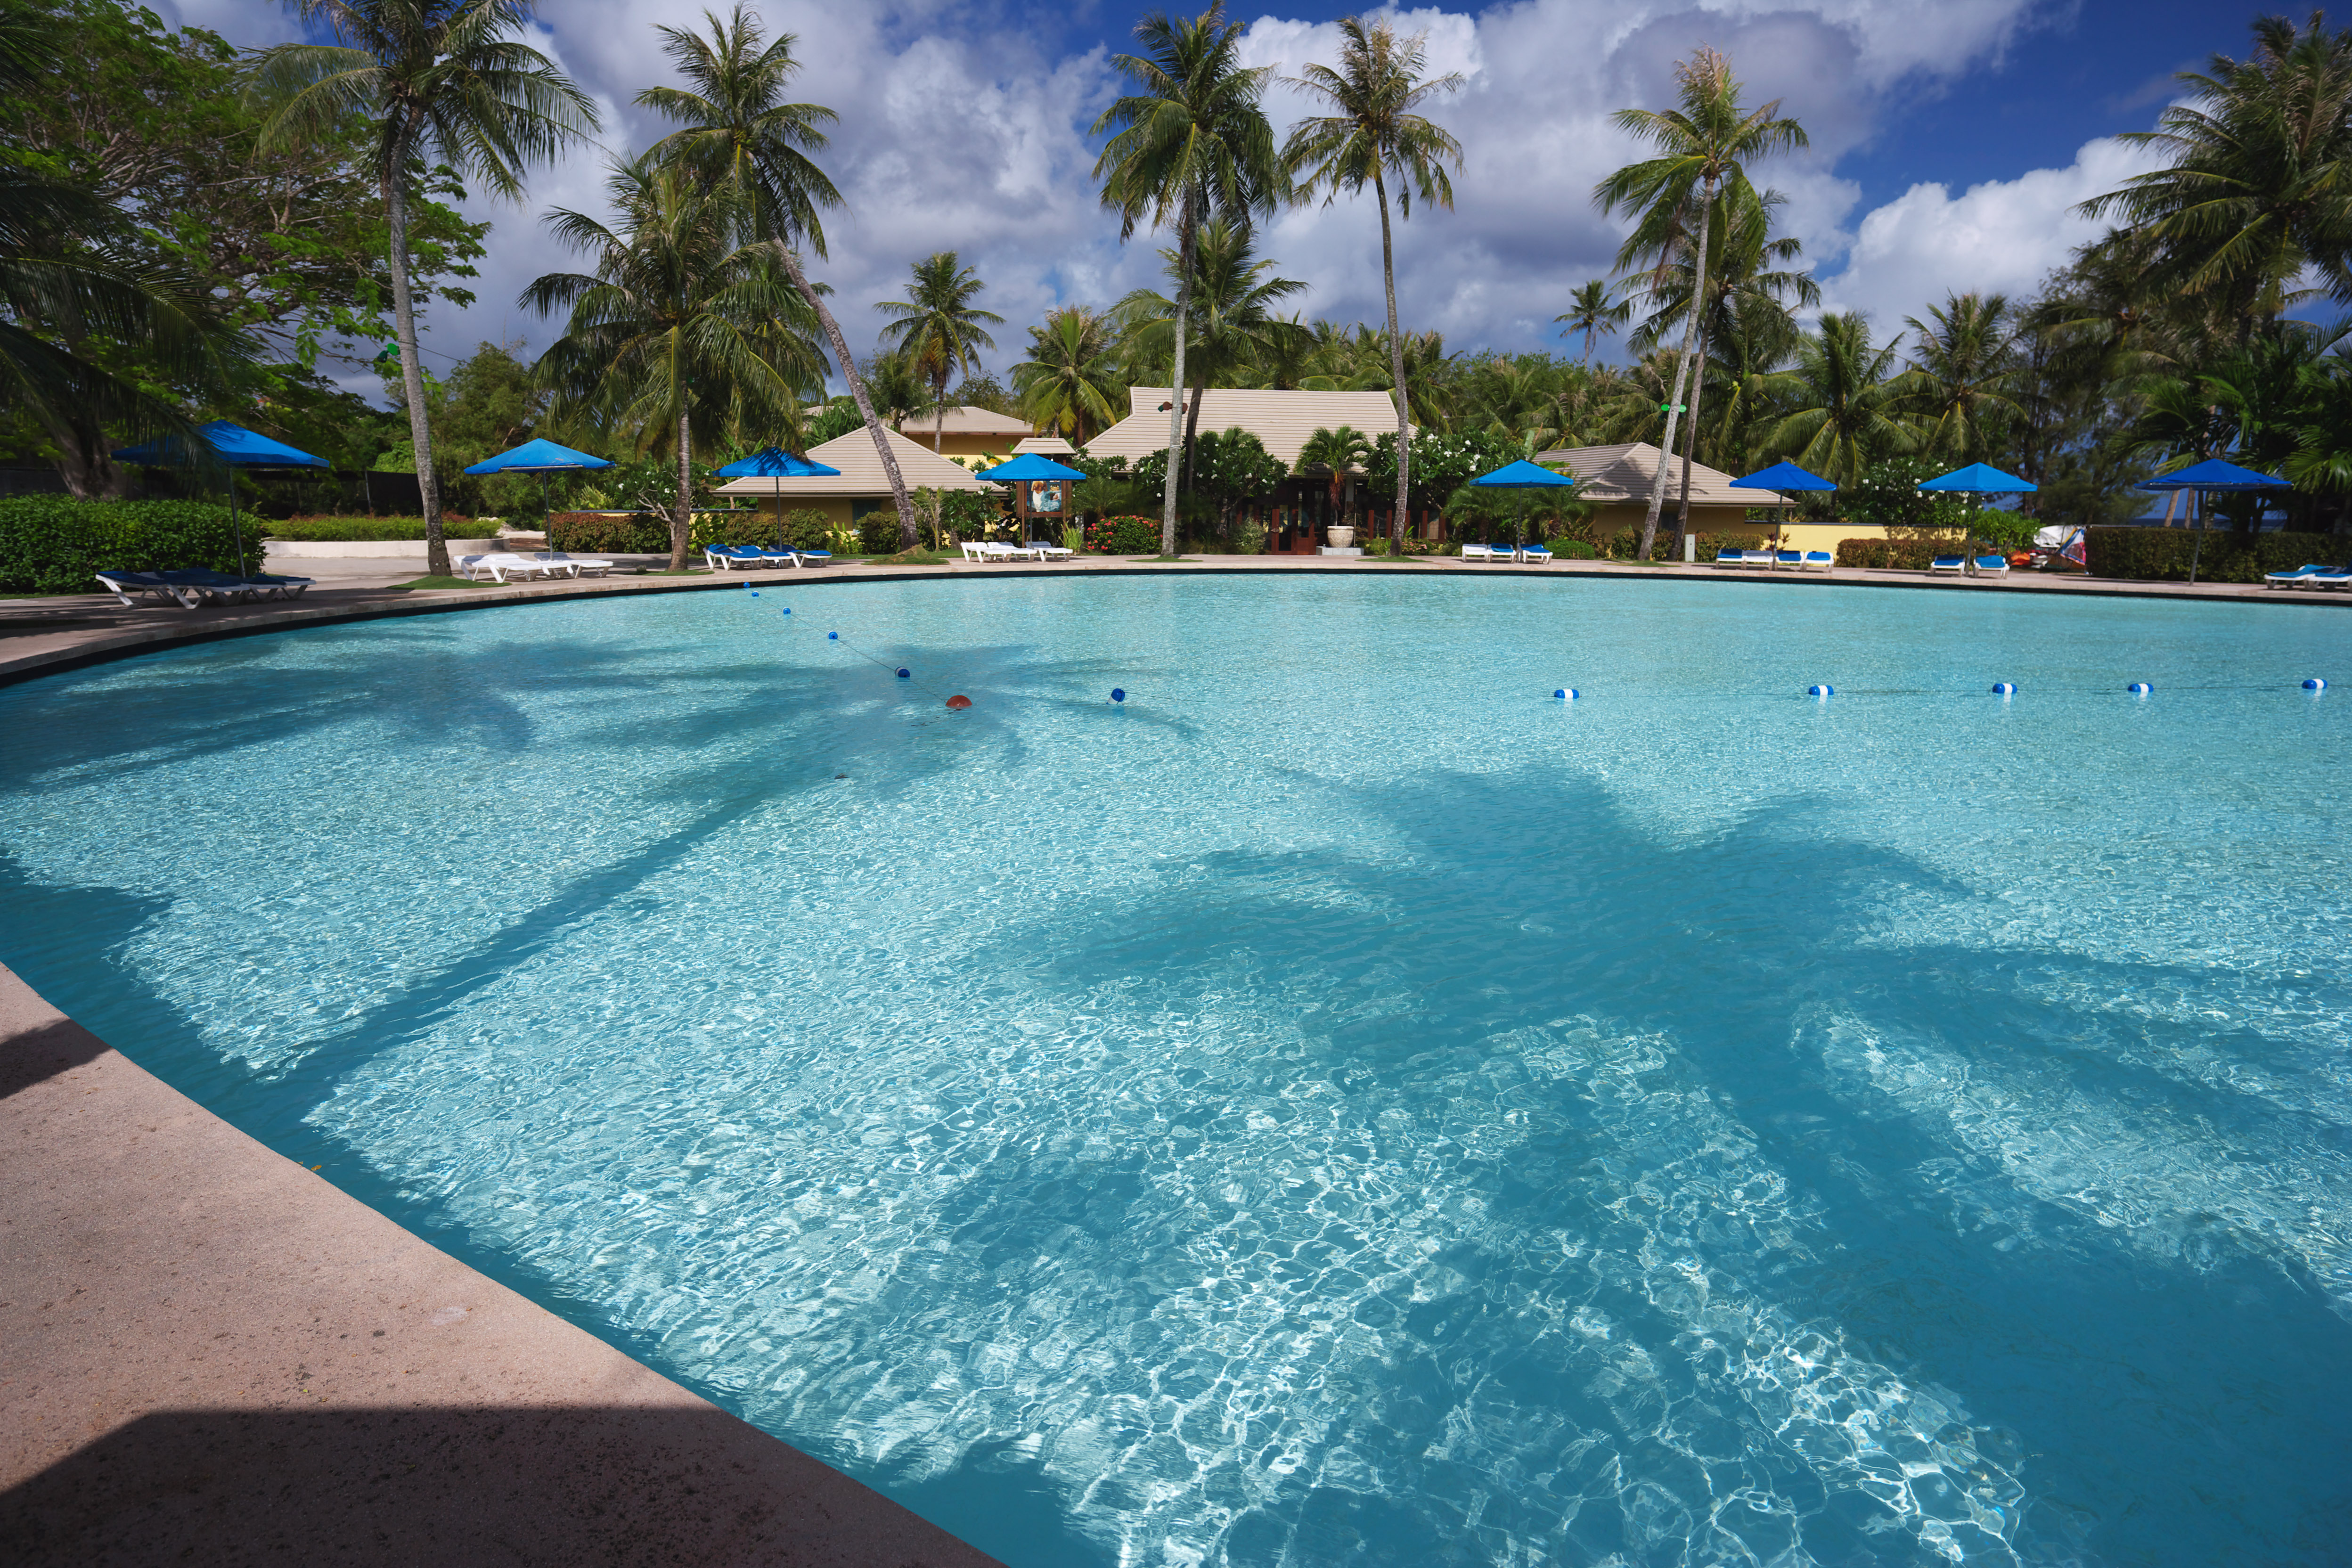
[3, 553, 2341, 688]
[0, 963, 1000, 1567]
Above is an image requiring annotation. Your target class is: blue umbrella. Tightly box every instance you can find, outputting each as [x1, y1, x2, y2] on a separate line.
[1919, 463, 2037, 574]
[2134, 457, 2288, 584]
[978, 451, 1085, 538]
[713, 447, 842, 551]
[465, 437, 615, 536]
[114, 420, 327, 580]
[1729, 460, 1836, 546]
[1468, 460, 1579, 547]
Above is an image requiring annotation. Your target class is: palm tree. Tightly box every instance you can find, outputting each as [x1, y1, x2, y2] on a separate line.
[249, 0, 598, 577]
[1763, 311, 1911, 485]
[1555, 279, 1632, 369]
[2082, 13, 2352, 340]
[1014, 305, 1123, 445]
[876, 251, 1003, 475]
[635, 4, 919, 553]
[1594, 46, 1806, 558]
[1283, 16, 1464, 550]
[1117, 217, 1306, 487]
[1093, 4, 1287, 555]
[1296, 425, 1373, 536]
[1892, 293, 2023, 462]
[523, 156, 817, 569]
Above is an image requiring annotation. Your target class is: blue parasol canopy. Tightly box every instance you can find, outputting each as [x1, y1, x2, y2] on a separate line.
[976, 452, 1086, 483]
[1920, 462, 2036, 493]
[712, 446, 840, 479]
[2133, 457, 2287, 491]
[464, 437, 613, 476]
[114, 420, 327, 469]
[1730, 460, 1836, 492]
[1469, 459, 1578, 488]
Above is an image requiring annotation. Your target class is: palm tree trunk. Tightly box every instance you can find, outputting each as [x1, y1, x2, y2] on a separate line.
[1374, 168, 1410, 550]
[384, 163, 446, 577]
[1183, 365, 1206, 496]
[1638, 180, 1715, 562]
[934, 390, 946, 455]
[774, 242, 915, 550]
[1159, 189, 1197, 557]
[671, 404, 693, 570]
[1675, 303, 1712, 538]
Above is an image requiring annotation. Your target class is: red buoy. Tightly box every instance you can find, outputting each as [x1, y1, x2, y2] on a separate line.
[945, 694, 972, 710]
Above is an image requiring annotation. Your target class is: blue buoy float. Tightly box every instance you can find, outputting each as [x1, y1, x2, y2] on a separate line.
[779, 607, 789, 615]
[2128, 681, 2153, 694]
[1992, 682, 2016, 695]
[1553, 688, 1579, 701]
[896, 667, 911, 679]
[1808, 684, 1834, 698]
[828, 631, 838, 640]
[2304, 677, 2327, 690]
[1110, 688, 1126, 703]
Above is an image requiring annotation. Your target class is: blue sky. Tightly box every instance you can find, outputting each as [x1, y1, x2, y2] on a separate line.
[168, 0, 2268, 385]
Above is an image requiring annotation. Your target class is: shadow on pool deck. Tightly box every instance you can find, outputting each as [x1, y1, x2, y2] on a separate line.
[0, 962, 1002, 1568]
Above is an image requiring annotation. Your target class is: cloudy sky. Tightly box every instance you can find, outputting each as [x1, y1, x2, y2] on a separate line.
[160, 0, 2247, 395]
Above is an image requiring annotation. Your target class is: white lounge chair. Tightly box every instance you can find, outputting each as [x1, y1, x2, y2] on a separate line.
[1519, 543, 1553, 564]
[457, 552, 560, 584]
[1775, 549, 1804, 569]
[1713, 547, 1747, 567]
[2266, 564, 2336, 588]
[2311, 567, 2352, 589]
[531, 551, 613, 577]
[1928, 555, 1967, 574]
[1802, 550, 1834, 571]
[1740, 549, 1776, 568]
[1460, 542, 1497, 562]
[1025, 539, 1075, 561]
[1974, 555, 2010, 576]
[702, 544, 774, 572]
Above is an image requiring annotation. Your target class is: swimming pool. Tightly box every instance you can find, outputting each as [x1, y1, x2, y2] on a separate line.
[3, 575, 2348, 1566]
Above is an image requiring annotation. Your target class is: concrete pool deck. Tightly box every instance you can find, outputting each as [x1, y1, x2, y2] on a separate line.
[1, 550, 2342, 688]
[0, 963, 1001, 1567]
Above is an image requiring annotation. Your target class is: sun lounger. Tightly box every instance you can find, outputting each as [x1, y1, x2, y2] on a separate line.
[789, 547, 833, 566]
[1776, 550, 1804, 568]
[1519, 543, 1553, 563]
[702, 544, 772, 572]
[2310, 567, 2352, 589]
[1741, 549, 1776, 568]
[2266, 564, 2336, 587]
[1803, 550, 1834, 571]
[162, 567, 312, 604]
[533, 551, 612, 577]
[1713, 548, 1746, 566]
[1025, 540, 1075, 561]
[1974, 555, 2010, 576]
[1461, 542, 1498, 562]
[94, 569, 203, 608]
[1928, 555, 1967, 574]
[458, 552, 561, 583]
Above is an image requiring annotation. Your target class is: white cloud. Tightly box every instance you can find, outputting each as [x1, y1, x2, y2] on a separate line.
[1816, 134, 2168, 333]
[152, 0, 2140, 400]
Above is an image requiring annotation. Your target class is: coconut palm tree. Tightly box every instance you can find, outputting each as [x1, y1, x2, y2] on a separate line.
[1555, 279, 1632, 370]
[876, 251, 1002, 471]
[1763, 311, 1911, 485]
[2082, 12, 2352, 340]
[1117, 217, 1306, 487]
[636, 4, 919, 552]
[523, 155, 818, 569]
[1296, 425, 1373, 536]
[1014, 305, 1124, 445]
[1283, 16, 1464, 550]
[248, 0, 598, 577]
[1594, 46, 1806, 559]
[1093, 4, 1287, 556]
[1892, 293, 2024, 462]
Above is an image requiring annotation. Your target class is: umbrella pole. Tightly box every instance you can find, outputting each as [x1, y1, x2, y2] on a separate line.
[776, 478, 784, 553]
[2188, 489, 2202, 585]
[542, 473, 551, 538]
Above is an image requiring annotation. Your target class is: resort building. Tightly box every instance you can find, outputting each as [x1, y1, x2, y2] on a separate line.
[711, 424, 991, 529]
[895, 405, 1039, 468]
[1535, 443, 1885, 553]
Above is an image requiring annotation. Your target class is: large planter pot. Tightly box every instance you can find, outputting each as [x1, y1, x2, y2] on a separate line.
[1326, 525, 1355, 548]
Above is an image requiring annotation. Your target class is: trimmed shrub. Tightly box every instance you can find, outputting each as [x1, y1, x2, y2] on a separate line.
[1602, 527, 1765, 561]
[0, 496, 257, 593]
[548, 511, 669, 553]
[858, 510, 902, 556]
[1835, 538, 1950, 569]
[2085, 527, 2347, 583]
[1546, 538, 1598, 559]
[1085, 514, 1162, 555]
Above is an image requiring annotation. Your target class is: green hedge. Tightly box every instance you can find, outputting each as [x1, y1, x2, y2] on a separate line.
[2085, 527, 2348, 582]
[0, 496, 257, 593]
[547, 511, 667, 553]
[1835, 538, 1952, 569]
[1600, 527, 1766, 561]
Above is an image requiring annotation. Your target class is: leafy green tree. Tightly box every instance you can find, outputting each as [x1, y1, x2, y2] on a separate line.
[1595, 46, 1806, 558]
[1093, 3, 1286, 555]
[249, 0, 598, 576]
[1841, 455, 1978, 536]
[1187, 426, 1286, 544]
[1283, 15, 1463, 550]
[1365, 425, 1510, 525]
[876, 250, 1002, 490]
[635, 3, 919, 550]
[1892, 292, 2023, 462]
[523, 156, 819, 568]
[1556, 279, 1631, 369]
[1117, 216, 1304, 485]
[1762, 311, 1911, 485]
[1014, 305, 1124, 445]
[2082, 12, 2352, 340]
[1294, 425, 1373, 532]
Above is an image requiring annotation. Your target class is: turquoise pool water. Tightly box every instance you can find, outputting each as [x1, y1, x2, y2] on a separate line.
[3, 575, 2349, 1565]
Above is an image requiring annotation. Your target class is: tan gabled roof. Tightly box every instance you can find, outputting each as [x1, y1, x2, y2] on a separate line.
[1013, 434, 1077, 456]
[710, 425, 992, 498]
[894, 405, 1036, 437]
[1535, 442, 1786, 507]
[1084, 386, 1407, 468]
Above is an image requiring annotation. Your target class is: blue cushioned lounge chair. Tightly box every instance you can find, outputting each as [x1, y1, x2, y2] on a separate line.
[2266, 564, 2334, 587]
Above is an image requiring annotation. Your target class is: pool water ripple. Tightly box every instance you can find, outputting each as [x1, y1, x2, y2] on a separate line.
[2, 576, 2348, 1566]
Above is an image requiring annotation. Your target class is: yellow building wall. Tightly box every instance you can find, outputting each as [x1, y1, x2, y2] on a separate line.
[753, 495, 858, 529]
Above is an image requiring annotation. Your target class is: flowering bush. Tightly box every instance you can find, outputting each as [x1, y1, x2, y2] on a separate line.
[1085, 514, 1162, 554]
